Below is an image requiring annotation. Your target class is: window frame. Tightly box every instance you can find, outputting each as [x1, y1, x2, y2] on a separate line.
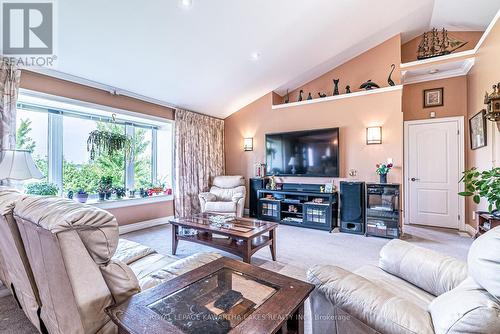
[16, 90, 174, 197]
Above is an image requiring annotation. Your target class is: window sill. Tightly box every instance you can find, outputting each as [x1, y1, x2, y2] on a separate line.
[88, 194, 173, 210]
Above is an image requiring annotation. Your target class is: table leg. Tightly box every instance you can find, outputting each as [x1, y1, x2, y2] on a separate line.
[242, 239, 251, 264]
[270, 228, 277, 261]
[171, 224, 179, 255]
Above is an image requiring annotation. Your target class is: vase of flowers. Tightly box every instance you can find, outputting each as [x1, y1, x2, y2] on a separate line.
[75, 189, 89, 203]
[376, 162, 393, 184]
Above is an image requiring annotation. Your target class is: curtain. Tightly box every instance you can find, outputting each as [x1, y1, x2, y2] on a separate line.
[0, 59, 21, 150]
[174, 109, 224, 217]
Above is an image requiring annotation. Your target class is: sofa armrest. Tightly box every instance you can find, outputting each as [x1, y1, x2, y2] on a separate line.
[100, 260, 140, 304]
[379, 239, 467, 296]
[199, 192, 216, 202]
[307, 265, 434, 334]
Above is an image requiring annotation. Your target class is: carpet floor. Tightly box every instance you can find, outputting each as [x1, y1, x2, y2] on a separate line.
[0, 223, 473, 333]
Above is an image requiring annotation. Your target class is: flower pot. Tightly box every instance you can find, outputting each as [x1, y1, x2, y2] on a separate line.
[379, 174, 387, 184]
[105, 191, 112, 200]
[75, 193, 88, 203]
[98, 192, 106, 201]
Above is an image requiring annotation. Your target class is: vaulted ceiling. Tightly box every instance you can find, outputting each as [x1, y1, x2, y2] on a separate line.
[52, 0, 499, 118]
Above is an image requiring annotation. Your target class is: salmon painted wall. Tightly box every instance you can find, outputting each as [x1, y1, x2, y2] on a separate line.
[285, 35, 401, 103]
[19, 71, 175, 225]
[401, 31, 484, 63]
[225, 90, 403, 208]
[466, 19, 500, 228]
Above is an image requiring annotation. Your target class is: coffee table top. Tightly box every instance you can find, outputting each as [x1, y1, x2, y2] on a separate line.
[169, 213, 278, 239]
[107, 257, 313, 334]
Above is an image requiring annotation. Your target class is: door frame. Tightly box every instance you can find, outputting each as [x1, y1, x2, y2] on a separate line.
[403, 116, 465, 231]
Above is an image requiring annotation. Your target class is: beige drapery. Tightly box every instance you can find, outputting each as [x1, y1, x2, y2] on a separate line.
[0, 59, 21, 150]
[174, 109, 225, 217]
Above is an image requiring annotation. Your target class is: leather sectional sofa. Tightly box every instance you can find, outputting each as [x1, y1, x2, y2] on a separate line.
[307, 229, 500, 333]
[0, 189, 221, 334]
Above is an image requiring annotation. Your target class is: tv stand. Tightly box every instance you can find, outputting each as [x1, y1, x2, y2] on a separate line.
[256, 183, 338, 232]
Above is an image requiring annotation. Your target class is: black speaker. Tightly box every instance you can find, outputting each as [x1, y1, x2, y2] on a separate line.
[249, 178, 266, 217]
[340, 181, 365, 234]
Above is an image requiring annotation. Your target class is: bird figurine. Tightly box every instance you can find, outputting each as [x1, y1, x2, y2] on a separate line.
[307, 92, 313, 100]
[345, 85, 351, 94]
[284, 89, 290, 103]
[387, 64, 396, 86]
[359, 80, 380, 90]
[333, 79, 340, 95]
[298, 89, 304, 101]
[318, 92, 327, 98]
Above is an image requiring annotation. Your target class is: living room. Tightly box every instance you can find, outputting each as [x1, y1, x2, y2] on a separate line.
[0, 1, 499, 333]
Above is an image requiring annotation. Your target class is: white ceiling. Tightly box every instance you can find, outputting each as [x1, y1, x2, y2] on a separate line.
[51, 0, 499, 118]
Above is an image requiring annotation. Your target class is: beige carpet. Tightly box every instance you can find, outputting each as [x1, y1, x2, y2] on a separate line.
[0, 222, 472, 333]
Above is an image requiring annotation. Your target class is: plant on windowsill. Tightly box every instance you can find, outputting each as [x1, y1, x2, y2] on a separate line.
[75, 189, 89, 203]
[114, 187, 126, 199]
[24, 182, 59, 196]
[87, 130, 132, 161]
[459, 167, 500, 218]
[98, 176, 113, 200]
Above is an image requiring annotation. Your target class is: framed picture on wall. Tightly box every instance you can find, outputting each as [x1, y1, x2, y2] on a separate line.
[469, 109, 487, 150]
[423, 87, 444, 108]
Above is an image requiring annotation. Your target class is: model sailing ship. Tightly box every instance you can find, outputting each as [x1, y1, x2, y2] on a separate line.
[417, 28, 467, 60]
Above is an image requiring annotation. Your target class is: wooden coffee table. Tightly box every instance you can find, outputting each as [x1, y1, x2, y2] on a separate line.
[169, 213, 278, 264]
[106, 257, 314, 334]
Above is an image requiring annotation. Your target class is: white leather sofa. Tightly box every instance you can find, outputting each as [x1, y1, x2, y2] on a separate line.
[199, 175, 246, 217]
[0, 190, 221, 334]
[307, 230, 500, 334]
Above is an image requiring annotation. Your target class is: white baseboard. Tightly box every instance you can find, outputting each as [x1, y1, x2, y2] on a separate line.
[119, 216, 172, 235]
[465, 224, 476, 237]
[244, 208, 250, 216]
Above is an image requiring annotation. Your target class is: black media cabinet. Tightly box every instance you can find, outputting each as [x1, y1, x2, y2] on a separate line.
[257, 184, 338, 232]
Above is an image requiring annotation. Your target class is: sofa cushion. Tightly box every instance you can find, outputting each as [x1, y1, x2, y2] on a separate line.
[307, 265, 434, 334]
[210, 186, 245, 202]
[204, 201, 237, 213]
[428, 277, 500, 334]
[468, 226, 500, 299]
[354, 265, 434, 310]
[379, 239, 467, 296]
[14, 196, 118, 265]
[113, 238, 157, 265]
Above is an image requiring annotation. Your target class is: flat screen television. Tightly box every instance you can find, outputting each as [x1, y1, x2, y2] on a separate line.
[265, 128, 340, 177]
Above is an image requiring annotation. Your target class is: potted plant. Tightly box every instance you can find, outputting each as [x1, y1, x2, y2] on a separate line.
[75, 189, 89, 203]
[87, 130, 132, 161]
[24, 182, 59, 196]
[114, 187, 126, 199]
[459, 167, 500, 218]
[376, 162, 393, 184]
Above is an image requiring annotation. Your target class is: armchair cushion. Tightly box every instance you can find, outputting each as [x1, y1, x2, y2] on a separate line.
[231, 193, 244, 202]
[204, 201, 237, 214]
[428, 277, 500, 334]
[199, 192, 216, 203]
[307, 265, 434, 334]
[379, 239, 467, 296]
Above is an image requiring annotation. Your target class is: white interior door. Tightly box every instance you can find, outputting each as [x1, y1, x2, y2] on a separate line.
[406, 118, 463, 229]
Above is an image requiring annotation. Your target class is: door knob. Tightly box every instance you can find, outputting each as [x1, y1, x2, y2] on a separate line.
[410, 177, 420, 182]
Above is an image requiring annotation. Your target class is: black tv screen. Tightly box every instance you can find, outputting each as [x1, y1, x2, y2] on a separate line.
[265, 128, 340, 177]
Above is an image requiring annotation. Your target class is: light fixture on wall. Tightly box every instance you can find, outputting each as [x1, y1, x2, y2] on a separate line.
[243, 138, 253, 151]
[366, 127, 382, 144]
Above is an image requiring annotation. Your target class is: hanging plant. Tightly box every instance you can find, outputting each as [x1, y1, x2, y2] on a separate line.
[87, 130, 132, 160]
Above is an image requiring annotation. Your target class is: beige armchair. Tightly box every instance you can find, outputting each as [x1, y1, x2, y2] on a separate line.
[199, 175, 246, 217]
[307, 229, 500, 334]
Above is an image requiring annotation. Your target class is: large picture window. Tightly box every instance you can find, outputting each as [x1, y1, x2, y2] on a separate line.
[16, 92, 174, 197]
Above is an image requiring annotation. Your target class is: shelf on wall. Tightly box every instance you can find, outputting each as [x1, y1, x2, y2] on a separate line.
[271, 85, 403, 110]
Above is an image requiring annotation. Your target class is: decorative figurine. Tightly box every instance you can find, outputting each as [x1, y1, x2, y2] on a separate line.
[333, 79, 340, 95]
[284, 89, 290, 103]
[307, 92, 312, 100]
[345, 85, 351, 94]
[417, 28, 467, 60]
[298, 89, 304, 101]
[387, 64, 396, 86]
[318, 92, 327, 98]
[360, 80, 380, 90]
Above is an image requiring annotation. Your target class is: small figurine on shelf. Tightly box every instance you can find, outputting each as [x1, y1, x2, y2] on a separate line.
[269, 176, 277, 190]
[345, 85, 351, 94]
[318, 92, 327, 98]
[387, 64, 396, 86]
[333, 79, 340, 95]
[298, 90, 304, 101]
[360, 80, 380, 90]
[284, 89, 290, 103]
[307, 92, 312, 100]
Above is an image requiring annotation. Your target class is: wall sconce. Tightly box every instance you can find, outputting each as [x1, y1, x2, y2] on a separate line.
[366, 127, 382, 144]
[243, 138, 253, 151]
